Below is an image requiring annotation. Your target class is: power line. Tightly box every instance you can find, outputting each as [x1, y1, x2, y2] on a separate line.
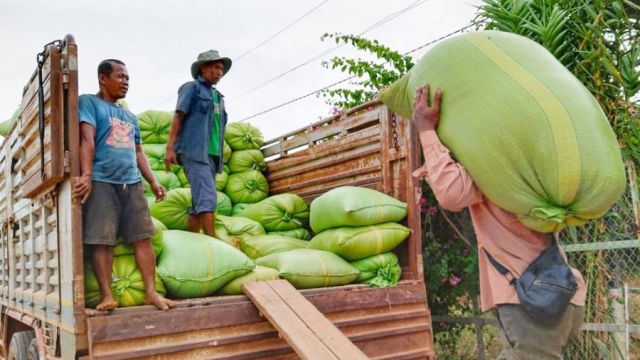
[227, 0, 432, 103]
[235, 0, 330, 62]
[237, 24, 473, 123]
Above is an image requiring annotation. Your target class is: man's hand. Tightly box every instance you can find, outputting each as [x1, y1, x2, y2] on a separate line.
[412, 84, 442, 133]
[73, 174, 92, 204]
[151, 182, 166, 202]
[165, 145, 177, 171]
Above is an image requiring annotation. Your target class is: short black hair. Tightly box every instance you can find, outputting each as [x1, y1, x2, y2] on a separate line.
[98, 59, 126, 77]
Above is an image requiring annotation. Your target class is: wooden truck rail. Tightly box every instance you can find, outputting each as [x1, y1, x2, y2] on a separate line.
[0, 35, 435, 359]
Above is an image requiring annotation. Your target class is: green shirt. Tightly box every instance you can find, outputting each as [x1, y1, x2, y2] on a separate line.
[208, 89, 221, 156]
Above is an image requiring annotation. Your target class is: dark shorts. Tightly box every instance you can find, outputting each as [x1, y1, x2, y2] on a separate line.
[83, 181, 155, 246]
[180, 154, 218, 215]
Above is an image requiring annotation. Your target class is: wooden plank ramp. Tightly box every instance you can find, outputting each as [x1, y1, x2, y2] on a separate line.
[243, 280, 370, 360]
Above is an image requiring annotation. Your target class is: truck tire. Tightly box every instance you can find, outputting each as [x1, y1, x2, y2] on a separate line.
[8, 331, 35, 360]
[27, 338, 39, 360]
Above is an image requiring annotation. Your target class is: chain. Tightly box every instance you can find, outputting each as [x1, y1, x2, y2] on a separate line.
[391, 113, 399, 149]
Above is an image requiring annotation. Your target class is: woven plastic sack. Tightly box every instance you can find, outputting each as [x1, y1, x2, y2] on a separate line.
[142, 144, 180, 173]
[138, 110, 172, 144]
[223, 141, 232, 163]
[237, 194, 309, 231]
[215, 215, 265, 248]
[113, 217, 166, 257]
[350, 252, 401, 287]
[216, 171, 228, 191]
[256, 249, 359, 289]
[309, 186, 407, 233]
[225, 170, 269, 204]
[177, 167, 189, 187]
[240, 235, 309, 259]
[217, 191, 233, 216]
[309, 222, 410, 261]
[380, 31, 625, 232]
[143, 170, 181, 196]
[217, 266, 280, 295]
[150, 188, 192, 230]
[267, 228, 312, 241]
[228, 150, 266, 174]
[157, 230, 255, 298]
[224, 122, 264, 150]
[232, 203, 250, 216]
[84, 255, 166, 308]
[0, 106, 20, 136]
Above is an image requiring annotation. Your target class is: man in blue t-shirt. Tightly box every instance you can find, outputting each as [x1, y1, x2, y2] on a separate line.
[165, 50, 230, 237]
[73, 59, 175, 311]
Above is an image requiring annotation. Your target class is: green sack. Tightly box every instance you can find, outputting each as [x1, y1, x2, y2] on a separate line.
[113, 217, 166, 257]
[309, 186, 407, 233]
[216, 171, 228, 191]
[177, 167, 189, 187]
[350, 252, 401, 287]
[240, 235, 309, 259]
[150, 188, 233, 229]
[0, 106, 20, 136]
[223, 141, 232, 163]
[256, 249, 359, 289]
[143, 170, 182, 196]
[232, 203, 250, 216]
[237, 193, 309, 231]
[225, 170, 269, 204]
[142, 144, 180, 173]
[217, 266, 280, 295]
[225, 122, 264, 151]
[228, 150, 266, 174]
[150, 188, 192, 230]
[223, 165, 230, 174]
[84, 255, 166, 308]
[215, 215, 265, 248]
[217, 191, 233, 216]
[138, 110, 172, 144]
[309, 222, 410, 261]
[267, 228, 312, 241]
[380, 31, 625, 232]
[157, 230, 255, 298]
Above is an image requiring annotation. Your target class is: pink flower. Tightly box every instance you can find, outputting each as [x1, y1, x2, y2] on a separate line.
[449, 276, 461, 287]
[330, 106, 340, 115]
[427, 206, 438, 217]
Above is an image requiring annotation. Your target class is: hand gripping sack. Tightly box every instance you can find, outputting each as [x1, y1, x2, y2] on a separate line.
[309, 186, 407, 233]
[380, 31, 625, 232]
[157, 230, 255, 298]
[237, 193, 309, 231]
[256, 249, 359, 289]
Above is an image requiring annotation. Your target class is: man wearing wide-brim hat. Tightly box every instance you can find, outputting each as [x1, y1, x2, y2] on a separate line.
[166, 50, 232, 237]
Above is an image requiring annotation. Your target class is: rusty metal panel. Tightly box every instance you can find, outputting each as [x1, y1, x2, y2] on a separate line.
[85, 282, 434, 359]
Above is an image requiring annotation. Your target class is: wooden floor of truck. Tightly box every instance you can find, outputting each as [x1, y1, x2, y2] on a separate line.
[242, 280, 370, 360]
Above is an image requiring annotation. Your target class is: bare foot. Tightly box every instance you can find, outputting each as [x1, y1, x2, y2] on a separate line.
[145, 292, 176, 311]
[96, 296, 118, 311]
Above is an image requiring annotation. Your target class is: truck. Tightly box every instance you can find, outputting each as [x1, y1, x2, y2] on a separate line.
[0, 35, 435, 359]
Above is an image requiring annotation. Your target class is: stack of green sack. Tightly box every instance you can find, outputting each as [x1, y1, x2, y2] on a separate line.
[307, 186, 408, 287]
[0, 106, 21, 137]
[223, 122, 269, 206]
[236, 193, 311, 240]
[84, 217, 167, 308]
[150, 188, 233, 230]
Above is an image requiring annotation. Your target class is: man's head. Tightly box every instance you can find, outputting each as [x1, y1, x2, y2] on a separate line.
[98, 59, 128, 102]
[190, 50, 232, 84]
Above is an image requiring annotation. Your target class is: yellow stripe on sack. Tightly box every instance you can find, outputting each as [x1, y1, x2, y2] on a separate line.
[374, 229, 383, 255]
[312, 254, 330, 287]
[464, 34, 581, 205]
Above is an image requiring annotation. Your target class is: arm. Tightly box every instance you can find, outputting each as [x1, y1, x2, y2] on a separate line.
[412, 85, 483, 211]
[165, 111, 184, 170]
[73, 122, 96, 203]
[136, 144, 165, 201]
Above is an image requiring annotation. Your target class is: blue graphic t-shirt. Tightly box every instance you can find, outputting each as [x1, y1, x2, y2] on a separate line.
[79, 94, 142, 184]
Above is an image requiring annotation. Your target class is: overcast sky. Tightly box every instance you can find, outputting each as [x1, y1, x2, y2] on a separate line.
[0, 0, 481, 140]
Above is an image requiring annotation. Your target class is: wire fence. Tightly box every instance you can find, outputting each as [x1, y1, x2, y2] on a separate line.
[431, 162, 640, 360]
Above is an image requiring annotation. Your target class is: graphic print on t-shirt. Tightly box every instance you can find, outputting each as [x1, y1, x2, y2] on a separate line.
[106, 117, 134, 148]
